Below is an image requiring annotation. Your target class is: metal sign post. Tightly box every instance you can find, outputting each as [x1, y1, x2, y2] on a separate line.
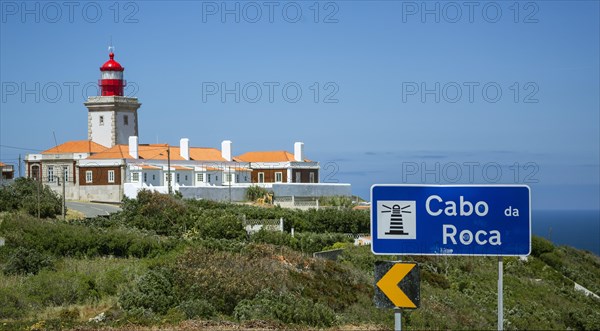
[498, 256, 503, 331]
[394, 308, 402, 331]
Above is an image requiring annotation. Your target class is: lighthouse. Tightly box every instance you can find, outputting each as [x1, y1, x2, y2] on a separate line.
[85, 48, 141, 148]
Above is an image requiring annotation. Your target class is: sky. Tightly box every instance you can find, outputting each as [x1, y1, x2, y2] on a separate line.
[0, 0, 599, 210]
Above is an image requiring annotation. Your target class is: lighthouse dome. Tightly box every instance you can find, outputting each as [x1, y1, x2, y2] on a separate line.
[100, 52, 124, 72]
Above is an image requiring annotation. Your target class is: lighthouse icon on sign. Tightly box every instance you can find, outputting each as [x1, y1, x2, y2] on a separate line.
[377, 201, 416, 239]
[384, 204, 411, 235]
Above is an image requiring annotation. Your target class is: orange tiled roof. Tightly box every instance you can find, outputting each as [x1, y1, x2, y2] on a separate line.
[88, 144, 226, 162]
[87, 144, 181, 160]
[0, 162, 5, 167]
[236, 151, 310, 163]
[183, 147, 226, 162]
[205, 166, 223, 172]
[42, 140, 108, 154]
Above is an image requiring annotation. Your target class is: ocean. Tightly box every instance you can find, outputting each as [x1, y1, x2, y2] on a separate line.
[533, 210, 600, 256]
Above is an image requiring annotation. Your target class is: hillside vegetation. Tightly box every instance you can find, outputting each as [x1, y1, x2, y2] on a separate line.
[0, 189, 599, 330]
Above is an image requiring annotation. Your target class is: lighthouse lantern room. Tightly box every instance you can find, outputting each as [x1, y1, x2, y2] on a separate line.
[99, 50, 126, 96]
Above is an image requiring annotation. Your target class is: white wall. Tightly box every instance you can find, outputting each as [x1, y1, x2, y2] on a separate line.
[80, 185, 121, 202]
[175, 171, 193, 186]
[89, 111, 114, 148]
[142, 170, 161, 186]
[115, 111, 137, 145]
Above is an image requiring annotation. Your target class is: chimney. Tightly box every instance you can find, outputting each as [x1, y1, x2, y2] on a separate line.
[221, 140, 232, 161]
[128, 136, 138, 159]
[180, 138, 189, 160]
[294, 142, 304, 162]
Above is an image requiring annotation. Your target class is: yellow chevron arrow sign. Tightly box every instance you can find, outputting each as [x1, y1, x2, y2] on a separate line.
[375, 262, 419, 309]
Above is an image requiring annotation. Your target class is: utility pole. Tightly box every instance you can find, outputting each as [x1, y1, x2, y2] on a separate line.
[167, 146, 172, 194]
[37, 173, 40, 219]
[228, 165, 232, 203]
[18, 154, 21, 177]
[61, 170, 66, 221]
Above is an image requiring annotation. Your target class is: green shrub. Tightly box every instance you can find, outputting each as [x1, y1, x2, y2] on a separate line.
[422, 269, 451, 289]
[177, 299, 216, 319]
[233, 289, 336, 327]
[251, 229, 298, 247]
[3, 247, 55, 275]
[246, 185, 269, 201]
[318, 196, 355, 208]
[0, 287, 28, 319]
[531, 236, 555, 257]
[119, 190, 190, 235]
[118, 268, 176, 315]
[295, 232, 353, 254]
[0, 177, 62, 218]
[192, 211, 245, 240]
[25, 269, 98, 306]
[0, 214, 178, 258]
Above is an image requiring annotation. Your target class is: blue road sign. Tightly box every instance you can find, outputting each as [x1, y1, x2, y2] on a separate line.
[371, 185, 531, 256]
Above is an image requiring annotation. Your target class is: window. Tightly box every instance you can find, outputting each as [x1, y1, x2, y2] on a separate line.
[185, 175, 188, 181]
[196, 173, 204, 183]
[63, 167, 69, 182]
[207, 174, 211, 182]
[275, 172, 283, 183]
[143, 173, 147, 182]
[215, 175, 218, 181]
[48, 166, 54, 183]
[224, 173, 232, 183]
[244, 175, 248, 181]
[99, 116, 104, 126]
[152, 174, 156, 180]
[295, 172, 301, 183]
[86, 170, 93, 183]
[31, 165, 40, 180]
[124, 115, 129, 125]
[309, 172, 315, 183]
[108, 170, 115, 183]
[132, 172, 140, 182]
[236, 174, 239, 182]
[176, 173, 180, 182]
[258, 172, 265, 183]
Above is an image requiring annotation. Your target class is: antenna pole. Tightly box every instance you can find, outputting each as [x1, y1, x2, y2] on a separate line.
[167, 147, 172, 195]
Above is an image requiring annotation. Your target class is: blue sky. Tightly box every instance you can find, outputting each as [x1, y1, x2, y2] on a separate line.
[1, 0, 598, 210]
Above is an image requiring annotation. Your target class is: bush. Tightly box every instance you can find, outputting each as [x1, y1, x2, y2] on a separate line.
[422, 269, 451, 289]
[0, 214, 178, 258]
[234, 289, 336, 327]
[246, 185, 269, 201]
[119, 190, 190, 235]
[0, 177, 62, 218]
[177, 299, 216, 319]
[192, 211, 246, 240]
[531, 236, 555, 257]
[251, 229, 298, 248]
[3, 247, 55, 275]
[318, 196, 355, 208]
[295, 232, 353, 254]
[26, 269, 99, 306]
[118, 268, 176, 315]
[0, 287, 28, 319]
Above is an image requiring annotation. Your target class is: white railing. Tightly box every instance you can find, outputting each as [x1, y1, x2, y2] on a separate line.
[242, 216, 284, 234]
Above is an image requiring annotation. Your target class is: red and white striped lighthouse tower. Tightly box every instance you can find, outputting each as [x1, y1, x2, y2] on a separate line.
[85, 47, 141, 148]
[99, 49, 126, 96]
